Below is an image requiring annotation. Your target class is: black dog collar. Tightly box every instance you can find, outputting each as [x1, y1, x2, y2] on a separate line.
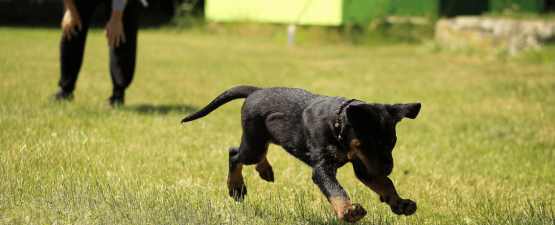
[334, 99, 359, 150]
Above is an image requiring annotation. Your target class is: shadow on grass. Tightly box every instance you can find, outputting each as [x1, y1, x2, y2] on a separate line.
[126, 104, 198, 115]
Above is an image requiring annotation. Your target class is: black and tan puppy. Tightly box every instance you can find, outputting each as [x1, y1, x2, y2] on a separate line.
[182, 86, 421, 223]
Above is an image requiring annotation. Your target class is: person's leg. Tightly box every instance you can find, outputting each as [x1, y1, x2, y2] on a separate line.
[58, 1, 99, 99]
[108, 0, 139, 106]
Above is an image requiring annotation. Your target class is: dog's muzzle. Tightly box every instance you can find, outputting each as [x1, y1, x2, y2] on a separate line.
[359, 162, 393, 176]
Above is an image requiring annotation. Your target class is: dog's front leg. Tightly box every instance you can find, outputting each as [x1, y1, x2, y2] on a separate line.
[353, 166, 417, 216]
[312, 164, 367, 223]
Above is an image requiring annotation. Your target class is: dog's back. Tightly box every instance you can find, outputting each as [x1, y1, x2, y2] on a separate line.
[241, 87, 322, 118]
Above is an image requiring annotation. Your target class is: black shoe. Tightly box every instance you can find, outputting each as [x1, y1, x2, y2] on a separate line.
[107, 93, 124, 108]
[55, 90, 74, 101]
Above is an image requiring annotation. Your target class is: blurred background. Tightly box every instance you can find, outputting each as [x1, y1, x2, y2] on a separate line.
[1, 0, 554, 49]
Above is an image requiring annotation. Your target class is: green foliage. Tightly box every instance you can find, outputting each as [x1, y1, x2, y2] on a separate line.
[489, 0, 545, 14]
[170, 0, 203, 31]
[484, 12, 555, 20]
[343, 0, 440, 24]
[1, 27, 555, 224]
[350, 17, 436, 45]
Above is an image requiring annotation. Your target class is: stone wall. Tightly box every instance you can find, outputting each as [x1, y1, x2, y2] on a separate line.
[436, 16, 555, 54]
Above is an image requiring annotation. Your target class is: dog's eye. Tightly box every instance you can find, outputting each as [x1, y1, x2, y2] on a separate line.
[391, 137, 397, 143]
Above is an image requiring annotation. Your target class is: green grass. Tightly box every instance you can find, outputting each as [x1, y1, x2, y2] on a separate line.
[1, 27, 555, 224]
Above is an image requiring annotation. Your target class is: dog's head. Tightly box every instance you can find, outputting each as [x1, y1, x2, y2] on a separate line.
[345, 102, 421, 176]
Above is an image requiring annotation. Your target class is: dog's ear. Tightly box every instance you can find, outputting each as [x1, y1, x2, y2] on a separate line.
[345, 104, 381, 127]
[386, 103, 421, 121]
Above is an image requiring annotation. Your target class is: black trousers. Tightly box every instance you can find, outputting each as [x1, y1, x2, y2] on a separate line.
[59, 0, 138, 96]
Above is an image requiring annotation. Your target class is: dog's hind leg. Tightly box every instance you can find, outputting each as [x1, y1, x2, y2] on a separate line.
[227, 126, 272, 201]
[254, 112, 302, 183]
[227, 146, 246, 201]
[255, 141, 274, 183]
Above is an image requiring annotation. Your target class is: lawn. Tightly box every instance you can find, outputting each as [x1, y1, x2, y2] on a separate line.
[0, 27, 554, 224]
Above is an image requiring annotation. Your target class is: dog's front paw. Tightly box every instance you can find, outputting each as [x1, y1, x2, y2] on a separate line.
[339, 203, 367, 223]
[390, 199, 417, 216]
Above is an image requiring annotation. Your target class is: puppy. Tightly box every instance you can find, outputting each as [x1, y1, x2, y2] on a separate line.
[182, 86, 421, 223]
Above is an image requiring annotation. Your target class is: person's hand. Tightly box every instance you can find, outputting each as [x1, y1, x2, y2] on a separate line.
[104, 19, 126, 48]
[61, 10, 82, 41]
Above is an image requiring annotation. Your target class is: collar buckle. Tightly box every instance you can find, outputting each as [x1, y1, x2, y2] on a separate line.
[334, 99, 358, 151]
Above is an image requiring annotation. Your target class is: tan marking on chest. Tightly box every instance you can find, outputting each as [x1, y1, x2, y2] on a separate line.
[348, 139, 376, 174]
[347, 139, 361, 160]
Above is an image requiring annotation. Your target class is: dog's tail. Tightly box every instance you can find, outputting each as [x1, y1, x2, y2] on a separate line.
[181, 86, 262, 123]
